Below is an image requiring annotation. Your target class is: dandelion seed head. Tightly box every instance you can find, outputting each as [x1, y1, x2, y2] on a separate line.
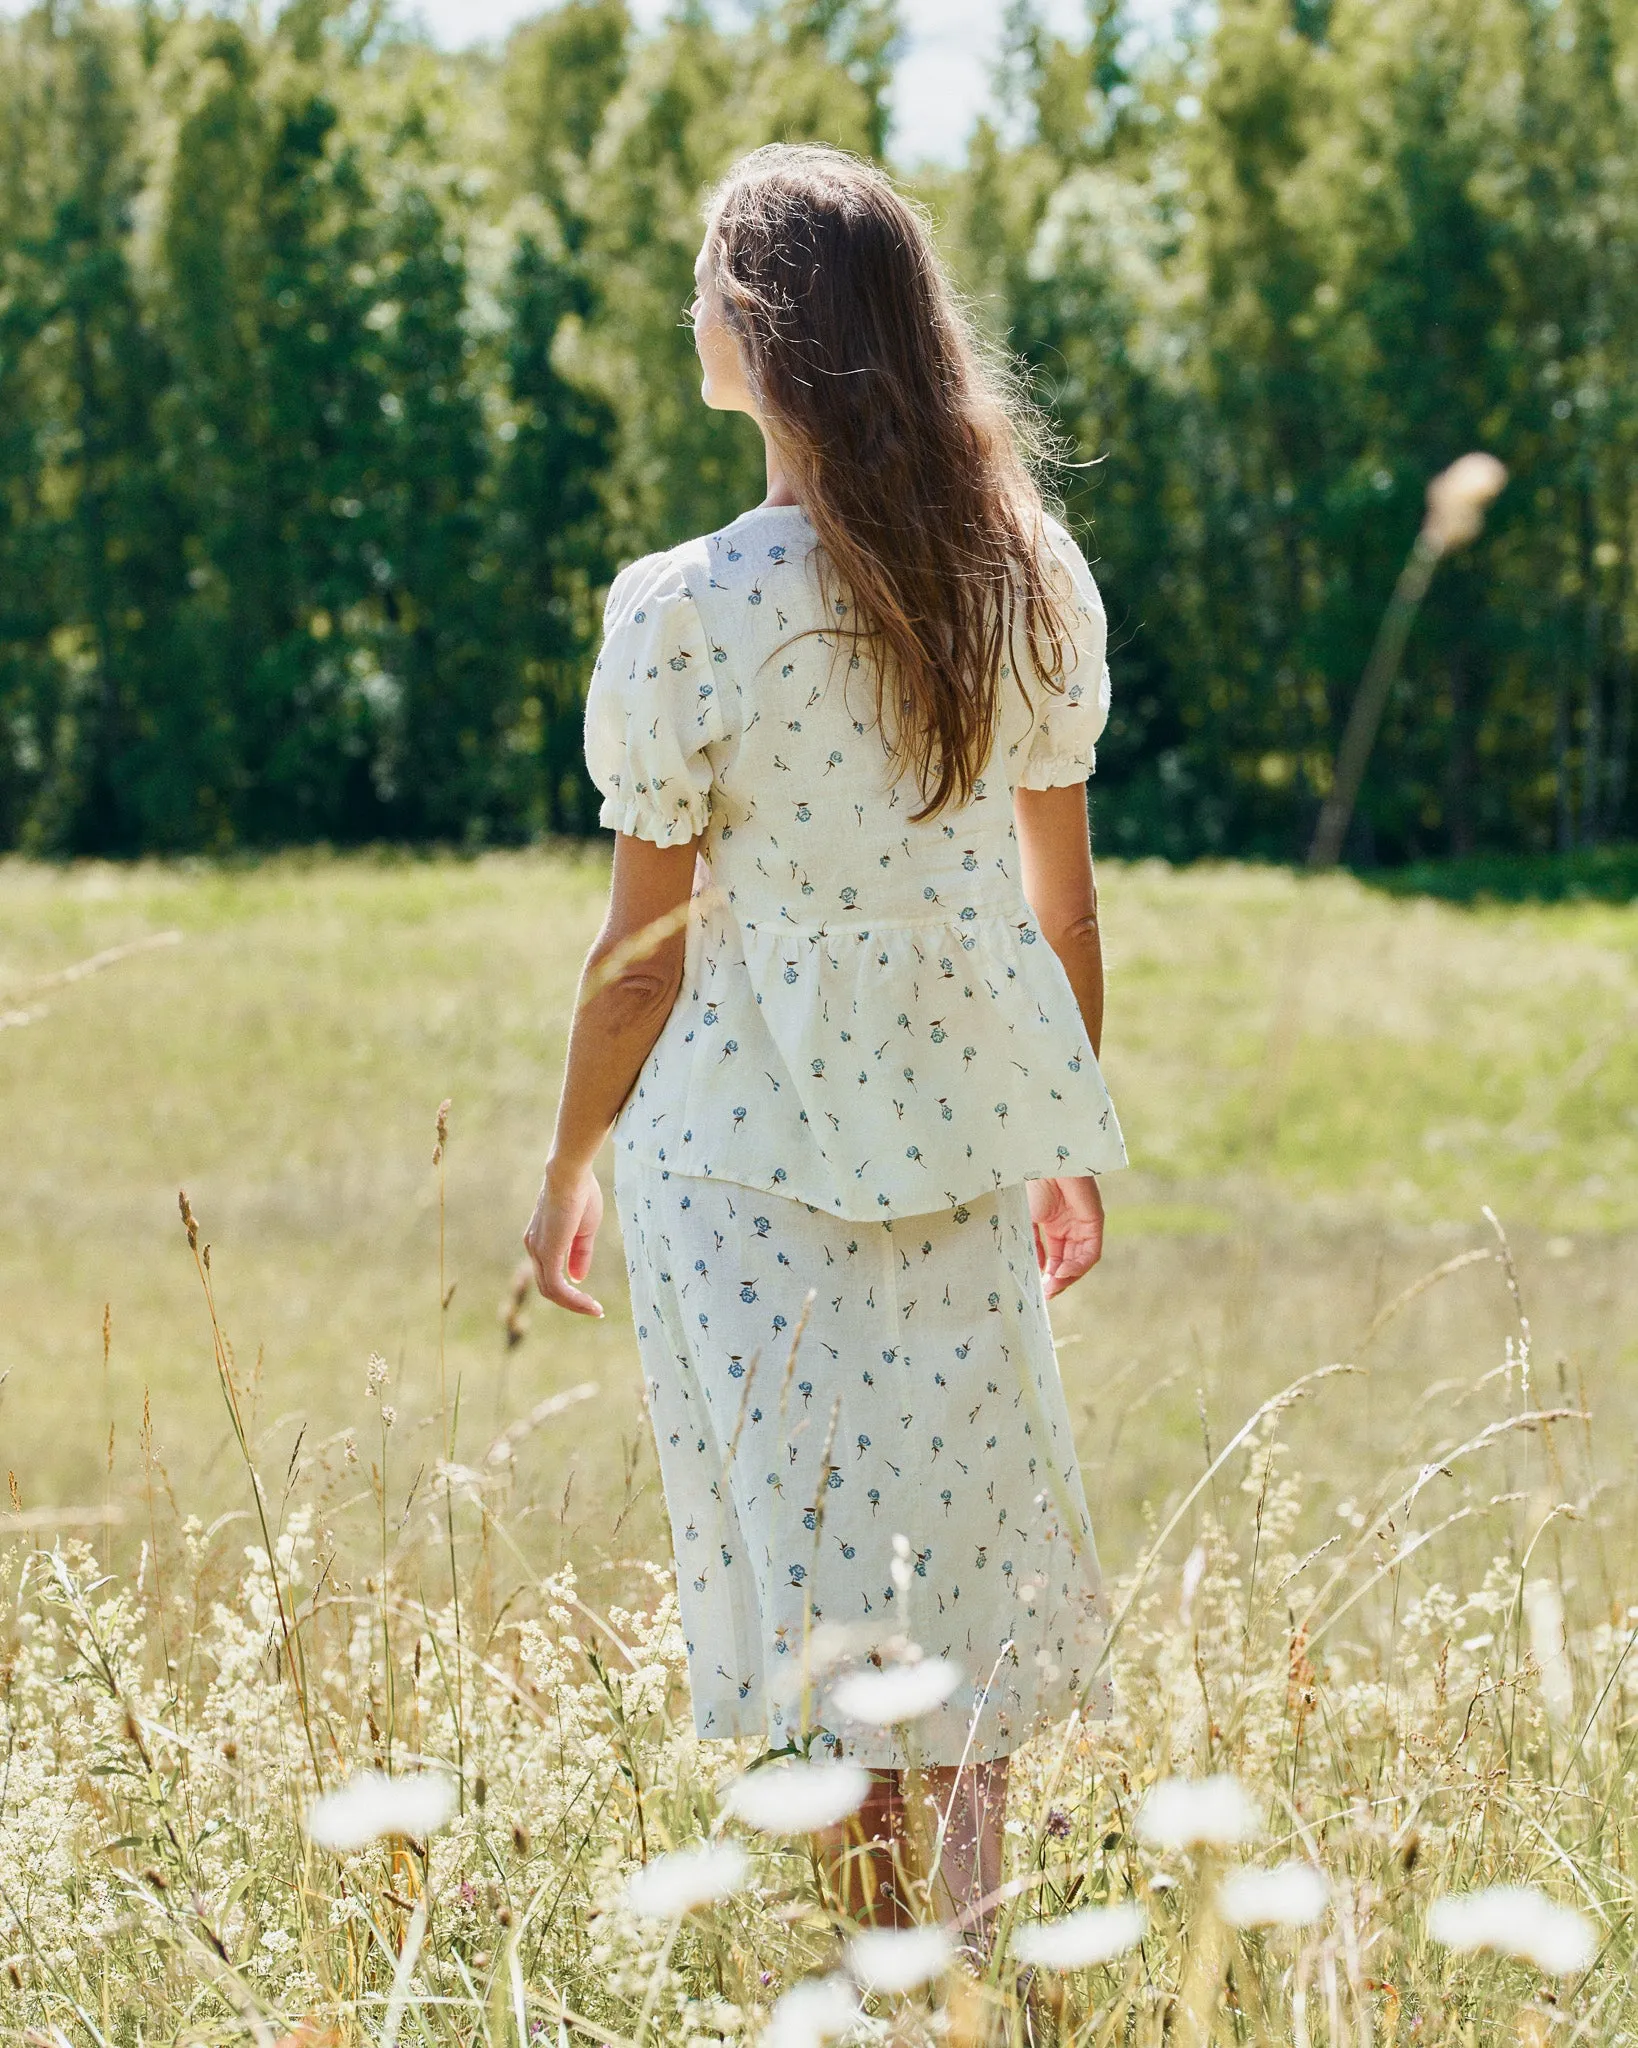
[1013, 1902, 1145, 1969]
[1428, 1887, 1595, 1975]
[1136, 1773, 1258, 1851]
[622, 1842, 750, 1919]
[305, 1770, 457, 1851]
[832, 1656, 961, 1725]
[764, 1972, 859, 2048]
[1423, 452, 1507, 552]
[845, 1923, 954, 1994]
[721, 1759, 870, 1835]
[1216, 1862, 1329, 1929]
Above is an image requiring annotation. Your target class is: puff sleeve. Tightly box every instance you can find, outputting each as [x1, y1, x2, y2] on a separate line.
[1017, 520, 1112, 790]
[583, 552, 731, 845]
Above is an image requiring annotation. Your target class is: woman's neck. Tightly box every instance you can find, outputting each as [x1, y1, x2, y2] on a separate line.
[760, 424, 801, 509]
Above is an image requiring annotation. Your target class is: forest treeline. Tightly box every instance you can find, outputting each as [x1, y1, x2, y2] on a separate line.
[0, 0, 1632, 862]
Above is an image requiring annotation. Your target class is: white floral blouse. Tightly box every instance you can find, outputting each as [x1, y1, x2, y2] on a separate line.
[584, 504, 1127, 1220]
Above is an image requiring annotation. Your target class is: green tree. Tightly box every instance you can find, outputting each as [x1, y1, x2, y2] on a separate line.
[12, 6, 193, 854]
[370, 169, 502, 839]
[494, 228, 616, 833]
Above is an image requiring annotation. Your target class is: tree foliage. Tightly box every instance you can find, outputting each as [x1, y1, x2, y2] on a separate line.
[0, 0, 1631, 859]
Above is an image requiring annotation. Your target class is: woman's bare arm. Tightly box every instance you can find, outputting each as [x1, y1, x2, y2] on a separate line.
[1015, 781, 1103, 1057]
[1014, 780, 1107, 1296]
[524, 832, 700, 1314]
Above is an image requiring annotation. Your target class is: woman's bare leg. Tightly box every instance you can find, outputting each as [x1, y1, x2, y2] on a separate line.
[821, 1760, 1009, 1944]
[921, 1757, 1009, 1947]
[821, 1772, 912, 1925]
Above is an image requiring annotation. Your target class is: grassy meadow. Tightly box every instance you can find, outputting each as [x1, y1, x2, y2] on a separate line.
[3, 848, 1638, 2043]
[2, 849, 1633, 1552]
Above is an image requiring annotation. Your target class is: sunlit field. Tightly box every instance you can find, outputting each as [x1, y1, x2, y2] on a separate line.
[3, 849, 1636, 2043]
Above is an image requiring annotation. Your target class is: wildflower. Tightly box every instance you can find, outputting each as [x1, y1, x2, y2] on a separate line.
[305, 1770, 457, 1851]
[366, 1353, 388, 1395]
[1013, 1902, 1145, 1969]
[1216, 1862, 1329, 1929]
[721, 1759, 870, 1835]
[764, 1973, 859, 2048]
[379, 1405, 396, 1430]
[1422, 452, 1507, 554]
[1136, 1774, 1257, 1852]
[832, 1656, 961, 1725]
[846, 1923, 954, 1994]
[623, 1842, 750, 1919]
[1428, 1887, 1596, 1975]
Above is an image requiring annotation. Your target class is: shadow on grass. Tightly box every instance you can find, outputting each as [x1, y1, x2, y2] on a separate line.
[1356, 844, 1638, 906]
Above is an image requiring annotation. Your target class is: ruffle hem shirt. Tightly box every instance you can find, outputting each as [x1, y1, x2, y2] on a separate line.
[584, 504, 1127, 1219]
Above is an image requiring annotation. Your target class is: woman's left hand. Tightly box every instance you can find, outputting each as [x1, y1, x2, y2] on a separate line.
[524, 1163, 606, 1317]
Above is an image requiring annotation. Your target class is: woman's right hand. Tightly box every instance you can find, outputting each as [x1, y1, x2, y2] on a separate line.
[1027, 1175, 1105, 1299]
[523, 1162, 606, 1318]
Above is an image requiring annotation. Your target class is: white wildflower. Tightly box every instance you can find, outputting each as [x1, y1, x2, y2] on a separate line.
[764, 1973, 860, 2048]
[1429, 1887, 1595, 1975]
[1013, 1902, 1145, 1969]
[846, 1922, 955, 1994]
[1217, 1861, 1329, 1929]
[1523, 1580, 1574, 1726]
[1136, 1774, 1258, 1851]
[623, 1842, 750, 1919]
[380, 1404, 396, 1429]
[305, 1770, 457, 1851]
[722, 1758, 870, 1835]
[832, 1656, 961, 1725]
[1422, 452, 1507, 553]
[366, 1352, 388, 1395]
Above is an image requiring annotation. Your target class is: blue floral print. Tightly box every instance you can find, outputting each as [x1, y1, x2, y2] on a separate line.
[616, 1154, 1111, 1768]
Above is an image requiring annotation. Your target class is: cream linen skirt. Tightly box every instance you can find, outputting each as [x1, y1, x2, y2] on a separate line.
[614, 1155, 1110, 1768]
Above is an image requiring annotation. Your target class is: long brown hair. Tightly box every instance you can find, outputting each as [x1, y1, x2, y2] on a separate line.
[703, 144, 1075, 821]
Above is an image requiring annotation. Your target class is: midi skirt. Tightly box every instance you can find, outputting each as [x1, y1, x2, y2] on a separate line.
[614, 1154, 1111, 1769]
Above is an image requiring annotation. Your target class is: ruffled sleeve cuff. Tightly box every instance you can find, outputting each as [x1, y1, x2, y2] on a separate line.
[595, 788, 711, 844]
[1017, 746, 1098, 791]
[1017, 521, 1111, 790]
[584, 552, 730, 846]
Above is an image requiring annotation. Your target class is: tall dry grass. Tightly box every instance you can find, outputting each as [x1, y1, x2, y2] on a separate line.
[3, 1141, 1634, 2045]
[4, 844, 1634, 2043]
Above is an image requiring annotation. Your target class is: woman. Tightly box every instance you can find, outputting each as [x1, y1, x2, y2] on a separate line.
[523, 143, 1125, 1943]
